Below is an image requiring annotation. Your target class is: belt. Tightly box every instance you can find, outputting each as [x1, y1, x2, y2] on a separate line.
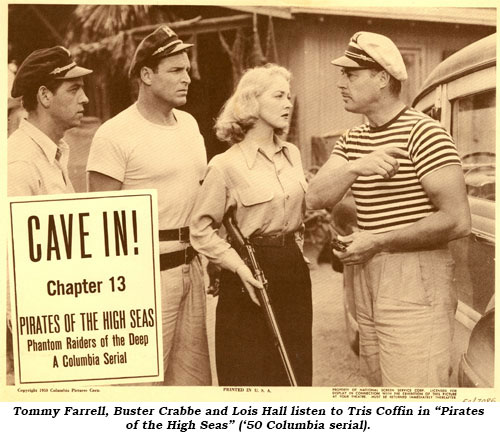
[159, 246, 197, 271]
[159, 226, 190, 243]
[249, 233, 296, 247]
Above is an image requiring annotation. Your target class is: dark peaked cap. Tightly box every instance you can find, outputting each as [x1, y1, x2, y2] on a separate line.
[128, 25, 193, 78]
[11, 46, 92, 98]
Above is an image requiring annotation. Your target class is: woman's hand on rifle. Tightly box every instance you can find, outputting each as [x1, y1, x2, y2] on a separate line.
[235, 264, 263, 306]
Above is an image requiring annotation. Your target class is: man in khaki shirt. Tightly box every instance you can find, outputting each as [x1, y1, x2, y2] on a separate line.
[8, 46, 92, 196]
[6, 46, 92, 383]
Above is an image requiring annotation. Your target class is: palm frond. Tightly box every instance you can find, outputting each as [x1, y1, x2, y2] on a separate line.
[65, 5, 176, 44]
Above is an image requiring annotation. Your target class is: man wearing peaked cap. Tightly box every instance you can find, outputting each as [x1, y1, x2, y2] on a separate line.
[308, 32, 470, 387]
[128, 25, 193, 78]
[330, 31, 408, 81]
[86, 25, 211, 386]
[6, 46, 92, 384]
[8, 46, 92, 196]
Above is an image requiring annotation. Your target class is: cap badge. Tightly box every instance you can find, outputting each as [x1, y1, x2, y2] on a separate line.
[161, 26, 176, 37]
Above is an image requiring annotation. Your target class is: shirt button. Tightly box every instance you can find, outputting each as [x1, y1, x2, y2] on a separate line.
[285, 221, 289, 226]
[285, 194, 290, 200]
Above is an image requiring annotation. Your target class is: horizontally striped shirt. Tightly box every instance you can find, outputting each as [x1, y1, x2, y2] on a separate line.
[332, 107, 461, 233]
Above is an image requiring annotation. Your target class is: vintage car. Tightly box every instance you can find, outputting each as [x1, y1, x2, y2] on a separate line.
[340, 33, 495, 386]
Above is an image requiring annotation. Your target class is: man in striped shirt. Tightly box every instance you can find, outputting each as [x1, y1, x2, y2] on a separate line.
[307, 32, 471, 387]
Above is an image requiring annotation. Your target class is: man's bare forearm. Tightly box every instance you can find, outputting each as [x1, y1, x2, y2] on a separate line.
[307, 148, 406, 210]
[338, 210, 471, 265]
[377, 210, 471, 252]
[306, 161, 357, 210]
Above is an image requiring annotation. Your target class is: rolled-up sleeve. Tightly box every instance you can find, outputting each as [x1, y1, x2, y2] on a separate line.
[190, 164, 245, 273]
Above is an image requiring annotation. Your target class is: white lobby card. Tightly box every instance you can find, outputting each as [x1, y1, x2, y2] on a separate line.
[8, 190, 162, 385]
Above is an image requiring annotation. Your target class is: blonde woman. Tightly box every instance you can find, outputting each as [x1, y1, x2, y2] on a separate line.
[190, 64, 312, 386]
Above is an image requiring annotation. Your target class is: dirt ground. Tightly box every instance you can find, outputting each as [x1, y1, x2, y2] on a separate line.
[309, 261, 369, 386]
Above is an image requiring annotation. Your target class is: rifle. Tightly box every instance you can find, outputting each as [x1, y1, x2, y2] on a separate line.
[222, 212, 298, 386]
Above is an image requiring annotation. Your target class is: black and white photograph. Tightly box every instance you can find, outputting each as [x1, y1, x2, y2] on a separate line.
[3, 1, 496, 408]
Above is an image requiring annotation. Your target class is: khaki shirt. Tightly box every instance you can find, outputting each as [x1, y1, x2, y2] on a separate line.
[190, 138, 307, 273]
[8, 119, 73, 196]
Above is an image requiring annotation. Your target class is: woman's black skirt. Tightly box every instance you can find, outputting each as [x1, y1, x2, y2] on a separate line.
[215, 242, 312, 386]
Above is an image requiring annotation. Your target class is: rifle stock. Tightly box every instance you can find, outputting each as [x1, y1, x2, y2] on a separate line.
[222, 212, 298, 386]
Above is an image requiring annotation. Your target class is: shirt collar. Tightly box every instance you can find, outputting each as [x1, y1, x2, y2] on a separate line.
[19, 119, 69, 164]
[239, 136, 293, 169]
[369, 105, 408, 132]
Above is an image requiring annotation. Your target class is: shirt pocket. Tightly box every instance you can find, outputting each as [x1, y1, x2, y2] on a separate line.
[236, 185, 275, 230]
[237, 186, 274, 207]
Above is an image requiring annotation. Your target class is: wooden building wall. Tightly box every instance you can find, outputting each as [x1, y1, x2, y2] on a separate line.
[273, 14, 495, 169]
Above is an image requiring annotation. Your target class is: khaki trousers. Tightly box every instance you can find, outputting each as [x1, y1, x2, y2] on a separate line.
[351, 248, 457, 387]
[158, 255, 211, 385]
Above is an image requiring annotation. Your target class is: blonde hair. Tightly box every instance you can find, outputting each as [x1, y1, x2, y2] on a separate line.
[215, 63, 291, 145]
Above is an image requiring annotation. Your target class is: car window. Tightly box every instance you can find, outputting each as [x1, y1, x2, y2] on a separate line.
[422, 105, 440, 121]
[451, 90, 495, 201]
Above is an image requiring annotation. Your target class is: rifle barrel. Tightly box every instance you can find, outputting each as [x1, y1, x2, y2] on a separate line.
[223, 213, 299, 386]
